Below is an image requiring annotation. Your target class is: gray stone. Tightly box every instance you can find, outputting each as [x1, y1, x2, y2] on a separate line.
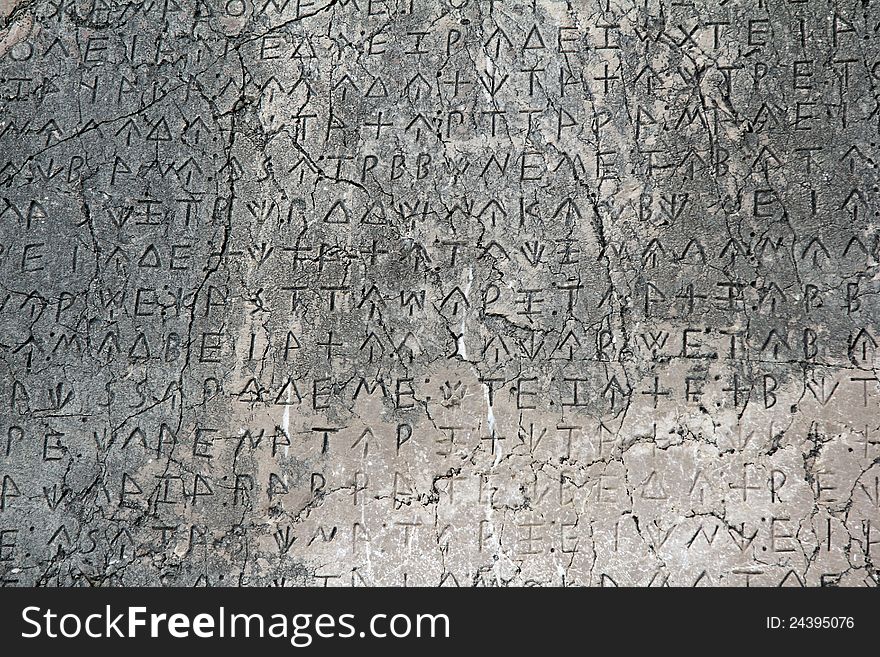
[0, 0, 878, 586]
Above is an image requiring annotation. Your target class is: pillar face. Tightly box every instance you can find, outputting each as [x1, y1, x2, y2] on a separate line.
[0, 0, 877, 588]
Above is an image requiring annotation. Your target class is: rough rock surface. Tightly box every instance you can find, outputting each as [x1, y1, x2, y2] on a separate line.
[1, 0, 879, 586]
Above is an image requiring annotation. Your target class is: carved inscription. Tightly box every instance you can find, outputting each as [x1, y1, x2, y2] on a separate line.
[0, 0, 879, 586]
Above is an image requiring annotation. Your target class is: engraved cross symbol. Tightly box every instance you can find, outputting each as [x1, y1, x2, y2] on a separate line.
[360, 238, 389, 266]
[481, 431, 506, 455]
[641, 376, 671, 408]
[317, 331, 343, 359]
[364, 111, 393, 138]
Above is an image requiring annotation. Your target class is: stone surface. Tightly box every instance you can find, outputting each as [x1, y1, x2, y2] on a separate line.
[0, 0, 879, 587]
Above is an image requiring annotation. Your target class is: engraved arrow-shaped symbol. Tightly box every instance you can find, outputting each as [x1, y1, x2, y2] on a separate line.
[520, 240, 545, 267]
[478, 70, 508, 96]
[807, 375, 839, 406]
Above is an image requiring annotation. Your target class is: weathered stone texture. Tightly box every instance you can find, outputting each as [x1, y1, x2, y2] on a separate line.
[0, 0, 879, 586]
